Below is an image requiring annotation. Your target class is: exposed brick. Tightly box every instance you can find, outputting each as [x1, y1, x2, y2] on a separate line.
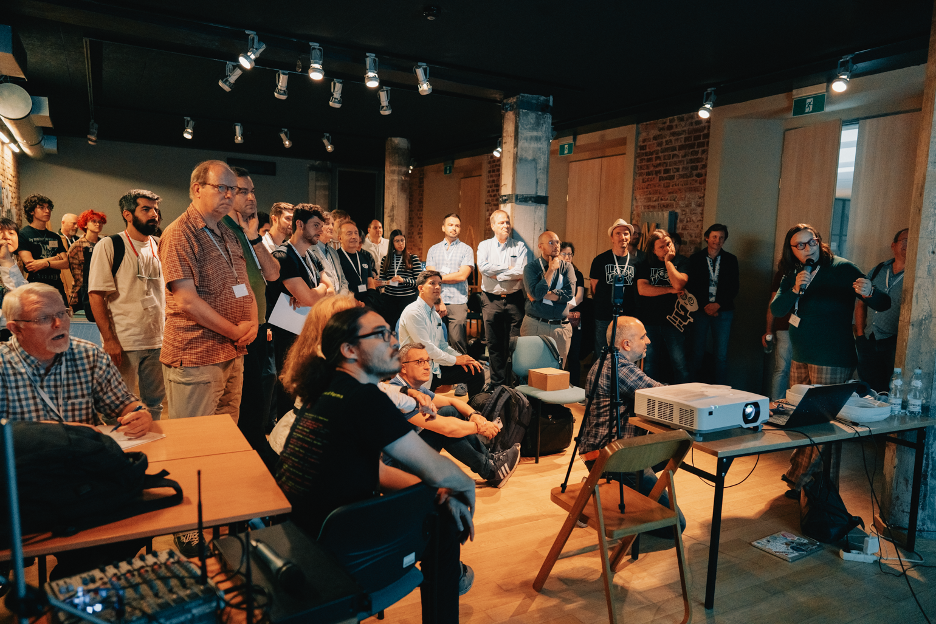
[0, 145, 20, 224]
[407, 168, 425, 258]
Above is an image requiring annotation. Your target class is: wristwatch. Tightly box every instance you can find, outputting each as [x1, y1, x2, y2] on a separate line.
[249, 235, 263, 246]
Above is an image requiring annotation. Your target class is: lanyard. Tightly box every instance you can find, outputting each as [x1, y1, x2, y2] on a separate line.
[341, 248, 364, 283]
[318, 245, 339, 280]
[123, 231, 161, 277]
[13, 343, 65, 422]
[203, 226, 240, 282]
[793, 266, 820, 317]
[885, 269, 904, 293]
[612, 250, 630, 276]
[290, 243, 319, 287]
[393, 253, 403, 277]
[706, 254, 721, 302]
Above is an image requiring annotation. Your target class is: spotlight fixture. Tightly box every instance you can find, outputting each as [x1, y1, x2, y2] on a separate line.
[831, 55, 854, 92]
[9, 142, 20, 153]
[414, 63, 432, 95]
[183, 117, 195, 139]
[379, 87, 392, 115]
[279, 128, 292, 148]
[87, 120, 98, 145]
[322, 133, 334, 152]
[0, 128, 10, 143]
[423, 5, 441, 20]
[329, 79, 344, 108]
[308, 43, 325, 80]
[698, 88, 716, 119]
[365, 53, 380, 88]
[239, 31, 266, 70]
[274, 71, 289, 99]
[234, 123, 244, 144]
[219, 63, 243, 91]
[493, 138, 502, 158]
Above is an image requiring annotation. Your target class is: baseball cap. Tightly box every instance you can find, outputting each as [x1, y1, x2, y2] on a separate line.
[608, 219, 635, 237]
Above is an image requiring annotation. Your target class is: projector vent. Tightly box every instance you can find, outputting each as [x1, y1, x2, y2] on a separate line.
[678, 408, 694, 427]
[647, 398, 674, 423]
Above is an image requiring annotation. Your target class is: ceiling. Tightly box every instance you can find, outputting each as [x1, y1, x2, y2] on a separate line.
[3, 0, 933, 167]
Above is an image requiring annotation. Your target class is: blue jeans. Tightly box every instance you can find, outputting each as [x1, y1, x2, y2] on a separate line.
[770, 329, 792, 400]
[644, 323, 691, 384]
[690, 309, 734, 384]
[385, 406, 494, 478]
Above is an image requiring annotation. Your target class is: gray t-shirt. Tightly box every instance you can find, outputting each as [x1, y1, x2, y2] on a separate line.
[864, 259, 903, 339]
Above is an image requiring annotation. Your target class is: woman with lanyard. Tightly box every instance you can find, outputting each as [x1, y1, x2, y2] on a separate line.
[560, 242, 587, 386]
[770, 223, 891, 497]
[378, 229, 423, 331]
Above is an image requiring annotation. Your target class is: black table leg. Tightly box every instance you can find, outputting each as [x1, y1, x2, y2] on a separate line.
[907, 427, 926, 553]
[705, 457, 733, 611]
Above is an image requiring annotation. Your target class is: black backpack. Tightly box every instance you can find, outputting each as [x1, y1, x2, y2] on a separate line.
[80, 235, 127, 322]
[477, 386, 532, 453]
[0, 422, 183, 543]
[520, 403, 574, 457]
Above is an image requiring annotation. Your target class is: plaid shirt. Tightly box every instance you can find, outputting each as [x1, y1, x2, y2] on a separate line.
[579, 352, 661, 455]
[425, 239, 474, 305]
[159, 205, 253, 367]
[66, 236, 95, 307]
[0, 336, 137, 423]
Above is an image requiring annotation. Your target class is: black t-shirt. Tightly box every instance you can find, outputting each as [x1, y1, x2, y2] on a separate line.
[18, 225, 66, 284]
[339, 248, 377, 303]
[275, 372, 412, 535]
[636, 254, 689, 326]
[265, 244, 321, 322]
[588, 249, 638, 320]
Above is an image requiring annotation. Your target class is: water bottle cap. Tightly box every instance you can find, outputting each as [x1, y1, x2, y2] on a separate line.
[895, 368, 902, 373]
[914, 368, 922, 374]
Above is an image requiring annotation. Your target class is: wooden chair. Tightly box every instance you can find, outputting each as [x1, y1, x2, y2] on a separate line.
[533, 429, 694, 624]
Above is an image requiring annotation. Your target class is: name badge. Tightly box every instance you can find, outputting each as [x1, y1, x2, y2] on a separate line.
[362, 264, 369, 269]
[233, 283, 249, 298]
[140, 294, 158, 309]
[440, 266, 450, 274]
[49, 240, 58, 248]
[358, 284, 367, 293]
[789, 314, 801, 328]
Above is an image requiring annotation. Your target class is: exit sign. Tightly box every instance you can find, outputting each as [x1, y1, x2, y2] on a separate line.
[443, 164, 453, 175]
[792, 93, 826, 117]
[559, 142, 574, 156]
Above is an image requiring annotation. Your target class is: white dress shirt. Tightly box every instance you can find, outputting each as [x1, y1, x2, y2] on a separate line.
[398, 298, 461, 379]
[476, 235, 529, 295]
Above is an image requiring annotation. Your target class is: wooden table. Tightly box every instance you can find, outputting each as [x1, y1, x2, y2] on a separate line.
[141, 414, 252, 462]
[632, 414, 936, 611]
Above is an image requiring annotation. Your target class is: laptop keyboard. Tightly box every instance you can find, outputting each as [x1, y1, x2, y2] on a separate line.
[768, 411, 791, 426]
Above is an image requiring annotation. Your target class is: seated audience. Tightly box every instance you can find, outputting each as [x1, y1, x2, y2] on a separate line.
[521, 231, 576, 363]
[275, 306, 477, 621]
[66, 209, 106, 309]
[398, 270, 484, 397]
[17, 194, 69, 305]
[379, 228, 423, 331]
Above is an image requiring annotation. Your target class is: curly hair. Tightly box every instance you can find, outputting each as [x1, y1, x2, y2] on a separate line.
[23, 194, 54, 223]
[778, 223, 833, 276]
[77, 210, 107, 230]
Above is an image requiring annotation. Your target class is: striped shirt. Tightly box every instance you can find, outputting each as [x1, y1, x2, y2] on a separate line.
[379, 252, 423, 297]
[425, 239, 474, 305]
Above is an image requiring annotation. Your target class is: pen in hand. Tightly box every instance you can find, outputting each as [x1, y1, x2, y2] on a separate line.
[111, 404, 145, 432]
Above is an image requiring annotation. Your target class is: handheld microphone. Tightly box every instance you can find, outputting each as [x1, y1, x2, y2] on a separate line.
[250, 539, 306, 593]
[803, 258, 816, 274]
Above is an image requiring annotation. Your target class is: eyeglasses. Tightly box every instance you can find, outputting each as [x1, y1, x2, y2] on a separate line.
[201, 183, 237, 196]
[790, 238, 820, 251]
[559, 251, 574, 258]
[403, 358, 431, 366]
[356, 327, 396, 343]
[14, 309, 73, 326]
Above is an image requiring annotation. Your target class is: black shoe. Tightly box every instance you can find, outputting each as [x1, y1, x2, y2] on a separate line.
[784, 489, 801, 501]
[486, 444, 521, 488]
[173, 530, 204, 558]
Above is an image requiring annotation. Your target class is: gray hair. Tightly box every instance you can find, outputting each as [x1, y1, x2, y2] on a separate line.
[2, 283, 61, 324]
[189, 160, 233, 200]
[399, 342, 427, 363]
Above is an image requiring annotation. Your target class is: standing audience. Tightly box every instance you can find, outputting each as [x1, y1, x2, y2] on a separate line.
[590, 219, 639, 356]
[0, 218, 27, 337]
[337, 220, 378, 305]
[560, 242, 586, 386]
[362, 219, 389, 271]
[60, 213, 79, 248]
[66, 210, 106, 309]
[521, 231, 576, 363]
[17, 194, 69, 305]
[379, 229, 423, 331]
[261, 202, 293, 252]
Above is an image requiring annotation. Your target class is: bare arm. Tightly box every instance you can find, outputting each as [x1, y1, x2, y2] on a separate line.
[88, 291, 124, 365]
[167, 278, 249, 341]
[665, 258, 688, 290]
[854, 299, 868, 337]
[435, 265, 472, 284]
[637, 279, 680, 297]
[282, 277, 329, 308]
[19, 250, 69, 272]
[252, 240, 280, 282]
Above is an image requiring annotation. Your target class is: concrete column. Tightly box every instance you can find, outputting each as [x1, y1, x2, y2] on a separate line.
[499, 94, 552, 248]
[308, 161, 331, 209]
[882, 1, 936, 537]
[384, 137, 410, 233]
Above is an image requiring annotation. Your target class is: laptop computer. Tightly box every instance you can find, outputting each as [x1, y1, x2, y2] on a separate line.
[768, 383, 861, 428]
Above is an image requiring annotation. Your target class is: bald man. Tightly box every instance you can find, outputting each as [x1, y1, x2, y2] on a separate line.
[362, 219, 389, 270]
[521, 230, 576, 362]
[60, 213, 79, 247]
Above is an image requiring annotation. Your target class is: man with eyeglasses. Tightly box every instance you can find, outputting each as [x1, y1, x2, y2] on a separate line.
[521, 231, 576, 362]
[854, 228, 909, 392]
[399, 270, 484, 397]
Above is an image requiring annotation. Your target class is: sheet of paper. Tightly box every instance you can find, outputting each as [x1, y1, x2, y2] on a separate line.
[95, 425, 166, 450]
[268, 292, 311, 335]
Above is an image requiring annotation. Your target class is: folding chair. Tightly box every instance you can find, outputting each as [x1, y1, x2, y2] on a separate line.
[318, 483, 437, 621]
[533, 429, 693, 624]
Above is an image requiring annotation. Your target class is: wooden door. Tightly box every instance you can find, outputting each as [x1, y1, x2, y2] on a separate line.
[458, 176, 482, 253]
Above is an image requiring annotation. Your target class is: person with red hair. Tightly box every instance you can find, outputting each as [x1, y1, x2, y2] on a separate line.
[67, 209, 107, 309]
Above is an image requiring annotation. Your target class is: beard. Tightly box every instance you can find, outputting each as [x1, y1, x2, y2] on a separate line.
[133, 213, 159, 237]
[358, 344, 401, 379]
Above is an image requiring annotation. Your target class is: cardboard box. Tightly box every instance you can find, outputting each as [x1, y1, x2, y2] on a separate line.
[529, 367, 570, 392]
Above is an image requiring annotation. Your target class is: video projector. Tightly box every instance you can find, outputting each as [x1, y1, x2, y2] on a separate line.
[635, 383, 769, 437]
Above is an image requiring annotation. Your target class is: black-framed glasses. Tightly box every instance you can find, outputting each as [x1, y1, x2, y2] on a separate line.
[790, 238, 819, 251]
[14, 309, 72, 327]
[403, 358, 431, 366]
[356, 327, 396, 343]
[201, 183, 237, 196]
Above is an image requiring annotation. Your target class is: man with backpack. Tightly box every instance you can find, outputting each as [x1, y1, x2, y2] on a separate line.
[88, 189, 166, 420]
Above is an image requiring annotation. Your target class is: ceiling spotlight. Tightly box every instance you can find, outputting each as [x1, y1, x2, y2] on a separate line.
[239, 31, 266, 70]
[379, 87, 392, 115]
[698, 88, 716, 119]
[423, 6, 441, 20]
[365, 53, 380, 88]
[9, 142, 21, 153]
[0, 128, 10, 143]
[832, 55, 854, 92]
[274, 71, 289, 99]
[493, 138, 502, 158]
[183, 117, 195, 139]
[234, 123, 244, 144]
[87, 120, 98, 145]
[308, 43, 325, 80]
[280, 128, 292, 148]
[329, 79, 343, 108]
[219, 63, 243, 91]
[414, 63, 432, 95]
[322, 133, 334, 152]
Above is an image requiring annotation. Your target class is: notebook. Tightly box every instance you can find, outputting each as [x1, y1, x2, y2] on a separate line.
[767, 383, 858, 428]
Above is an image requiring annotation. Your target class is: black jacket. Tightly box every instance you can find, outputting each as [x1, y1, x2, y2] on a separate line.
[686, 249, 740, 312]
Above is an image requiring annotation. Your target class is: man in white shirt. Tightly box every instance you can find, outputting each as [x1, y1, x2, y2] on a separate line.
[362, 219, 389, 271]
[88, 189, 167, 420]
[425, 213, 475, 359]
[477, 210, 529, 389]
[398, 270, 484, 397]
[261, 202, 293, 252]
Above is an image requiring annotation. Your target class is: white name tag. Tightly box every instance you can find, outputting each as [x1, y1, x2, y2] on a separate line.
[49, 240, 58, 248]
[440, 266, 450, 274]
[140, 294, 158, 309]
[789, 314, 801, 328]
[358, 284, 367, 293]
[233, 283, 249, 298]
[362, 264, 369, 269]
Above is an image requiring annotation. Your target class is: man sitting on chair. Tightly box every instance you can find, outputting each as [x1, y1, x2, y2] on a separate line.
[388, 343, 521, 488]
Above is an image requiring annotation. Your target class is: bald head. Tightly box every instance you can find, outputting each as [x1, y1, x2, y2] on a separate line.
[537, 231, 561, 259]
[607, 316, 651, 363]
[61, 213, 78, 237]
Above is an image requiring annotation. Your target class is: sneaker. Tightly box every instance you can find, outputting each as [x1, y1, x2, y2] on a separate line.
[458, 563, 474, 596]
[173, 530, 204, 558]
[487, 444, 521, 488]
[454, 383, 468, 397]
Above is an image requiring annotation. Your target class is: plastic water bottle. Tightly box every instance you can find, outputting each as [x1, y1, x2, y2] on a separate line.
[889, 368, 904, 415]
[907, 369, 924, 416]
[764, 334, 775, 354]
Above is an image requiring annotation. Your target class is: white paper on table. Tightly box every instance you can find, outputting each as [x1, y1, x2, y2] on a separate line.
[268, 292, 312, 335]
[95, 425, 166, 450]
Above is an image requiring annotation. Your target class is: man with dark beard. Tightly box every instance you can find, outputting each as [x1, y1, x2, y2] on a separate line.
[88, 189, 167, 420]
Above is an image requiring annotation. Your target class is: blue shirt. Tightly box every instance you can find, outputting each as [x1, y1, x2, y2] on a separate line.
[398, 298, 462, 378]
[387, 374, 435, 422]
[522, 258, 576, 320]
[425, 239, 474, 305]
[477, 236, 529, 295]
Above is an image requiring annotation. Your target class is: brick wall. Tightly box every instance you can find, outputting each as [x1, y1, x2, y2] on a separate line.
[0, 144, 19, 223]
[407, 167, 424, 258]
[483, 154, 501, 222]
[633, 113, 709, 254]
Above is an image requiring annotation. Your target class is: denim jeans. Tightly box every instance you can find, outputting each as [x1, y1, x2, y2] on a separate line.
[644, 322, 691, 384]
[770, 329, 793, 400]
[690, 309, 734, 384]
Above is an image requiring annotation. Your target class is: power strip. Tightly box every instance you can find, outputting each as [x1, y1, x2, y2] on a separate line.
[840, 550, 879, 563]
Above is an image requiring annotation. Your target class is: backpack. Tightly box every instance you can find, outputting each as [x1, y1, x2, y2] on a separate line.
[520, 403, 574, 457]
[0, 422, 183, 543]
[477, 386, 532, 453]
[800, 469, 864, 544]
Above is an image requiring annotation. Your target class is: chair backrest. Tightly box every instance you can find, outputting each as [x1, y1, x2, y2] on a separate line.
[593, 429, 693, 477]
[511, 335, 561, 378]
[317, 483, 437, 593]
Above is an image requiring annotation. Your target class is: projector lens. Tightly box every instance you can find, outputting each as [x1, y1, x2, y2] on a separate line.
[742, 402, 760, 424]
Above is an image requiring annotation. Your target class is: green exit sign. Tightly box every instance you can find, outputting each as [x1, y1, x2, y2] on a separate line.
[559, 142, 574, 156]
[443, 164, 453, 175]
[792, 93, 826, 117]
